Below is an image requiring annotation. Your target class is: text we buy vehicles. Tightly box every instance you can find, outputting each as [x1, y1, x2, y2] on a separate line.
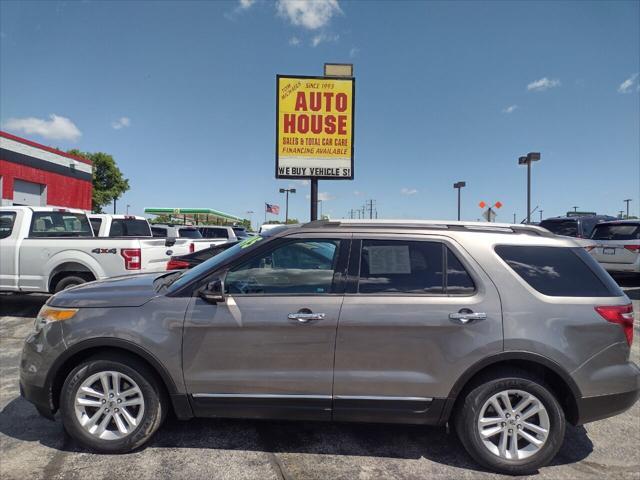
[0, 207, 191, 293]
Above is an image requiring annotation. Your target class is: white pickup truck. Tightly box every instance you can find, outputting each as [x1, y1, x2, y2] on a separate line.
[88, 214, 153, 237]
[0, 207, 191, 293]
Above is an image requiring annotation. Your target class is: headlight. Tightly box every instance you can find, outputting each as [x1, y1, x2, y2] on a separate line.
[34, 306, 78, 332]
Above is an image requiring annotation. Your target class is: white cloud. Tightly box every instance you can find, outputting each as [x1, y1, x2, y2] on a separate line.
[401, 188, 418, 196]
[239, 0, 255, 9]
[353, 190, 362, 196]
[111, 117, 131, 130]
[289, 36, 301, 46]
[311, 32, 339, 47]
[296, 179, 310, 186]
[2, 114, 81, 142]
[276, 0, 342, 30]
[527, 77, 561, 92]
[502, 104, 518, 114]
[618, 73, 639, 94]
[349, 47, 359, 58]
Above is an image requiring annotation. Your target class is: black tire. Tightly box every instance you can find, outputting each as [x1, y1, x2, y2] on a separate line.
[60, 355, 166, 453]
[53, 275, 89, 293]
[454, 371, 565, 475]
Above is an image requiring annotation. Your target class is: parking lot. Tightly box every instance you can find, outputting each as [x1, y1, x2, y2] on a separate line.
[0, 280, 638, 480]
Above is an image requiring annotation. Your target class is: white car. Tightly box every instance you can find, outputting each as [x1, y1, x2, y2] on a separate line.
[88, 214, 152, 237]
[0, 207, 191, 293]
[150, 224, 227, 252]
[587, 220, 640, 275]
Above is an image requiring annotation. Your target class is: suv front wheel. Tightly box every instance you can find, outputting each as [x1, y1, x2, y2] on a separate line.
[455, 371, 565, 475]
[60, 355, 166, 453]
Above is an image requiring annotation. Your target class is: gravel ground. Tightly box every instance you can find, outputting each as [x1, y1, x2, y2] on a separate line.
[1, 285, 639, 480]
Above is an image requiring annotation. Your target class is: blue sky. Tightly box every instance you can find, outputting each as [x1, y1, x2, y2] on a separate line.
[1, 0, 639, 225]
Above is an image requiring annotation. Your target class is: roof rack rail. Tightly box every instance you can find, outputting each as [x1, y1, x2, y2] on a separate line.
[301, 219, 555, 237]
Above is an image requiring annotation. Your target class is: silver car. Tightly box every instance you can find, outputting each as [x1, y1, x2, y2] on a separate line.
[20, 220, 639, 475]
[587, 220, 640, 275]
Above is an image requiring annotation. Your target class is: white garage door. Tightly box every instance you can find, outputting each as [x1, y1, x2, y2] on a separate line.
[13, 179, 46, 206]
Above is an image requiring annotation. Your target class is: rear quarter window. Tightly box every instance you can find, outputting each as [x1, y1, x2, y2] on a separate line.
[495, 245, 621, 297]
[0, 212, 16, 239]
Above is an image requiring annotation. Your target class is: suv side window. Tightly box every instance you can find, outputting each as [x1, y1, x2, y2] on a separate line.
[357, 239, 475, 295]
[0, 211, 16, 239]
[90, 218, 102, 235]
[151, 227, 167, 238]
[225, 239, 341, 295]
[495, 245, 621, 297]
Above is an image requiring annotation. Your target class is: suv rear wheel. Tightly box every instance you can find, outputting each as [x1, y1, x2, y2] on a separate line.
[60, 356, 166, 453]
[455, 372, 565, 475]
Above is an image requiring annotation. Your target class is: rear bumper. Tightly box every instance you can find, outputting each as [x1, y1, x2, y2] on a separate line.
[575, 388, 640, 425]
[597, 261, 640, 274]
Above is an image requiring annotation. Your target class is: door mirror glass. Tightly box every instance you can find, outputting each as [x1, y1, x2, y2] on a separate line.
[199, 278, 225, 304]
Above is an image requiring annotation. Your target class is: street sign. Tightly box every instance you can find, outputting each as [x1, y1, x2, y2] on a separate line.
[483, 209, 497, 222]
[276, 75, 355, 180]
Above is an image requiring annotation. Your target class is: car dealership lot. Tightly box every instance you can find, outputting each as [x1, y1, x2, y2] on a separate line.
[1, 287, 639, 480]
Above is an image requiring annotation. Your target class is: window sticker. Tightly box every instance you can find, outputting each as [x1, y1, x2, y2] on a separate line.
[367, 245, 411, 274]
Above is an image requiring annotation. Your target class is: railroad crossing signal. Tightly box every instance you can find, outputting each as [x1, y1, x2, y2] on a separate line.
[479, 201, 503, 223]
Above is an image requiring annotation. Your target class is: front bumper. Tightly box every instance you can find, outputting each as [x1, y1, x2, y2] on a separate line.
[19, 323, 67, 419]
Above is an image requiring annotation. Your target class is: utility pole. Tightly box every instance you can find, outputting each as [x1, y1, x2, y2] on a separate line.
[619, 210, 625, 219]
[453, 182, 466, 221]
[126, 204, 130, 215]
[513, 213, 516, 223]
[518, 152, 541, 224]
[539, 210, 543, 222]
[365, 199, 375, 219]
[113, 197, 117, 214]
[623, 199, 632, 219]
[279, 188, 296, 223]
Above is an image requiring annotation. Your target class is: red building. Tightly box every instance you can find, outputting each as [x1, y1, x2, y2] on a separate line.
[0, 131, 92, 211]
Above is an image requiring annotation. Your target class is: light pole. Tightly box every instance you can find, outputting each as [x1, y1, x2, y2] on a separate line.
[518, 152, 541, 224]
[539, 209, 543, 222]
[246, 210, 254, 230]
[279, 188, 296, 223]
[453, 181, 466, 221]
[126, 204, 130, 215]
[623, 199, 632, 219]
[572, 206, 579, 213]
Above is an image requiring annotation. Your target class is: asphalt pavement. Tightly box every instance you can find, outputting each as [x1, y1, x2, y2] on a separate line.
[1, 285, 639, 480]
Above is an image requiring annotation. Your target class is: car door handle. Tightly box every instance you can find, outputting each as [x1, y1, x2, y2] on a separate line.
[287, 312, 326, 323]
[449, 311, 487, 324]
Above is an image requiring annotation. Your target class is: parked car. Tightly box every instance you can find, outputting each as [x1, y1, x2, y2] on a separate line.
[20, 219, 638, 475]
[150, 224, 225, 252]
[166, 241, 239, 270]
[88, 214, 152, 237]
[258, 223, 283, 234]
[586, 220, 640, 276]
[198, 225, 238, 242]
[166, 225, 296, 270]
[0, 207, 191, 293]
[231, 225, 252, 239]
[540, 215, 615, 239]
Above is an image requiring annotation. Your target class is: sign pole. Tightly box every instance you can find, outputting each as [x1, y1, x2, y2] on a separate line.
[310, 178, 318, 221]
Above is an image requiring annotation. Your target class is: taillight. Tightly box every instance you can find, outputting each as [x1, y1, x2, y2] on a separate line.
[121, 248, 141, 270]
[166, 259, 190, 270]
[595, 304, 634, 346]
[189, 242, 195, 253]
[623, 245, 640, 252]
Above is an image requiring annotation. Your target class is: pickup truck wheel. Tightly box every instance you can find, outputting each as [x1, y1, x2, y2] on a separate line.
[53, 275, 89, 293]
[455, 373, 565, 475]
[60, 357, 165, 453]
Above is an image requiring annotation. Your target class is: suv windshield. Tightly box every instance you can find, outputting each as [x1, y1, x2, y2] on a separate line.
[166, 236, 265, 293]
[29, 212, 93, 237]
[540, 219, 579, 237]
[591, 223, 640, 241]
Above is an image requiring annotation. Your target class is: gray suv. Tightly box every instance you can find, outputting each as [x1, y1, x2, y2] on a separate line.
[20, 220, 639, 475]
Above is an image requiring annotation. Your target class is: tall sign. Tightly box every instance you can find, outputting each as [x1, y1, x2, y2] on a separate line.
[276, 75, 355, 181]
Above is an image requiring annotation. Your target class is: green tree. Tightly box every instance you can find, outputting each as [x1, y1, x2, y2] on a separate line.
[68, 150, 130, 213]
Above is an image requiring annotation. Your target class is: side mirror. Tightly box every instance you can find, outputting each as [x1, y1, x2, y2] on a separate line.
[165, 237, 177, 247]
[199, 279, 225, 304]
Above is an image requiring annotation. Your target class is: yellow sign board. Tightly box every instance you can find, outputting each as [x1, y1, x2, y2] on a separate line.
[276, 75, 354, 179]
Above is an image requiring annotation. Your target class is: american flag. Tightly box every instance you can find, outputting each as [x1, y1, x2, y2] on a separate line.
[265, 203, 280, 214]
